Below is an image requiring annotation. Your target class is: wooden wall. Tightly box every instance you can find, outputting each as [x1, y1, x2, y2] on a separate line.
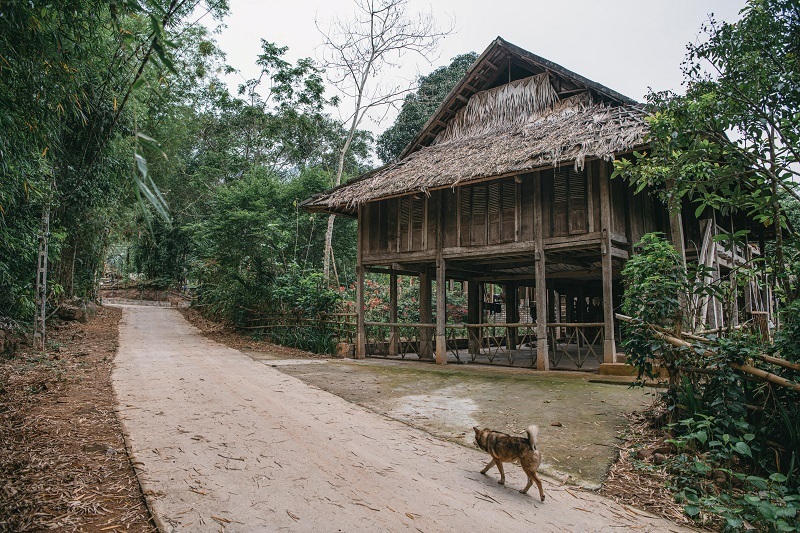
[361, 160, 663, 260]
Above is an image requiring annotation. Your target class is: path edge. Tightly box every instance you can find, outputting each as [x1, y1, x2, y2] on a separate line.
[109, 305, 169, 533]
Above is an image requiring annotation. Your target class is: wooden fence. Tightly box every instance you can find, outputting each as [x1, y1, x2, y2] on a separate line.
[364, 321, 604, 368]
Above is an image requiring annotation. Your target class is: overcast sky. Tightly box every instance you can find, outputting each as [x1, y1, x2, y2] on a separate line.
[205, 0, 746, 134]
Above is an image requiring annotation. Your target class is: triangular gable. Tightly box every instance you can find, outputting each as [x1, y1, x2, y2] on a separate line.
[400, 37, 638, 159]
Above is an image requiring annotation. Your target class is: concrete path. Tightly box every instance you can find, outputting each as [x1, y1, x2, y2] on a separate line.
[112, 305, 688, 532]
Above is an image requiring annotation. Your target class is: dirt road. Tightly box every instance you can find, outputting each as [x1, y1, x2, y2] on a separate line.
[113, 305, 687, 532]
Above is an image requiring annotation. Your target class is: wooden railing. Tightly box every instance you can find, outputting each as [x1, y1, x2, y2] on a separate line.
[363, 321, 605, 368]
[244, 312, 357, 344]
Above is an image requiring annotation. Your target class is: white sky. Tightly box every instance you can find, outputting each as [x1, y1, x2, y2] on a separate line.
[206, 0, 746, 135]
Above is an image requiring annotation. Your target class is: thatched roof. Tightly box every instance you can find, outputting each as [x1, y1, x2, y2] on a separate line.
[303, 40, 648, 216]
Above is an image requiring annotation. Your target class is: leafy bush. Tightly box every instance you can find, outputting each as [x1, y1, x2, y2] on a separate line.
[621, 233, 688, 387]
[620, 233, 800, 530]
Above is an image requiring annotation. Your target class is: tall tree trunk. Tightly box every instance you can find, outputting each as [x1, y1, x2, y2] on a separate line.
[323, 213, 336, 283]
[323, 93, 362, 285]
[769, 128, 786, 300]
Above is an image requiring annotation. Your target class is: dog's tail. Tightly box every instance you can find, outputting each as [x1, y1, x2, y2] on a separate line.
[526, 425, 540, 451]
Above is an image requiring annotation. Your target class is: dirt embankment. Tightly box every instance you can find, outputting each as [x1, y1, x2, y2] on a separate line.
[0, 307, 155, 532]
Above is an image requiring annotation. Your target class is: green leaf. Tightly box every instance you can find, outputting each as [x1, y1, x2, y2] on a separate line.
[769, 473, 788, 483]
[684, 505, 701, 517]
[734, 441, 752, 458]
[131, 77, 146, 92]
[694, 430, 707, 444]
[746, 476, 768, 490]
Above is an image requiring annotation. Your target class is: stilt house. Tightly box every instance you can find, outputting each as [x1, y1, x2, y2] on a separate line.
[303, 38, 768, 369]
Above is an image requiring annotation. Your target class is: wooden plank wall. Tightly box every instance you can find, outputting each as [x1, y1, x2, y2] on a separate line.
[360, 161, 662, 260]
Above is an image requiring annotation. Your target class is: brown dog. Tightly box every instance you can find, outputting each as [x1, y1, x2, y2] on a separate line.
[473, 425, 545, 501]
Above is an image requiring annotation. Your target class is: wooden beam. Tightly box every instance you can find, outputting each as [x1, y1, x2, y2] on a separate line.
[356, 204, 366, 358]
[467, 280, 481, 356]
[364, 265, 418, 277]
[533, 171, 549, 370]
[598, 161, 617, 363]
[419, 268, 433, 360]
[435, 193, 447, 365]
[389, 269, 398, 357]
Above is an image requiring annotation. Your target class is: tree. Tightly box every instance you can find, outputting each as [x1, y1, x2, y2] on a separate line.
[0, 1, 227, 325]
[316, 0, 453, 284]
[376, 52, 477, 163]
[613, 0, 800, 297]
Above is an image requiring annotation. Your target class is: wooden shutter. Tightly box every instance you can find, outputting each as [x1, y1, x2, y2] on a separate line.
[459, 187, 471, 246]
[553, 168, 569, 236]
[399, 196, 410, 251]
[387, 198, 398, 252]
[410, 196, 425, 250]
[471, 185, 487, 246]
[501, 180, 516, 242]
[488, 182, 501, 243]
[377, 199, 389, 252]
[568, 169, 587, 234]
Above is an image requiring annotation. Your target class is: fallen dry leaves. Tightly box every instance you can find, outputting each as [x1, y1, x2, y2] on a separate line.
[0, 307, 155, 532]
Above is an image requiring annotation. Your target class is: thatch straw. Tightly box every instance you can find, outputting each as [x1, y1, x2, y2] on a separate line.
[434, 73, 558, 144]
[306, 74, 647, 213]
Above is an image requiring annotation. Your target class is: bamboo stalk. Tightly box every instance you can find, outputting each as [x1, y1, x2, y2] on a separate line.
[756, 354, 800, 372]
[730, 363, 800, 392]
[634, 321, 800, 393]
[617, 313, 800, 374]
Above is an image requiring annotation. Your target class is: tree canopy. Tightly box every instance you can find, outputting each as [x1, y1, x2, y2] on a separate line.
[376, 52, 477, 163]
[613, 0, 800, 296]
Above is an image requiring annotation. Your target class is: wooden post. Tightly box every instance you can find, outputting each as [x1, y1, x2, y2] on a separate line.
[356, 205, 366, 358]
[419, 269, 433, 360]
[435, 255, 447, 364]
[507, 282, 519, 350]
[598, 162, 617, 363]
[435, 190, 447, 364]
[389, 268, 398, 356]
[533, 171, 549, 370]
[547, 284, 556, 323]
[468, 280, 480, 356]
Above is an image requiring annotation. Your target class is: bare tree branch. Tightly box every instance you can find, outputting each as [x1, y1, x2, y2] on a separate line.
[316, 0, 454, 283]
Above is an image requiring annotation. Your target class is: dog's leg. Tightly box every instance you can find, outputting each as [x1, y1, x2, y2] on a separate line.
[531, 471, 545, 502]
[480, 458, 496, 475]
[520, 458, 545, 501]
[495, 461, 505, 485]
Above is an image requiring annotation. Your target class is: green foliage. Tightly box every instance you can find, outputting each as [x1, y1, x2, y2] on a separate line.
[0, 0, 229, 322]
[622, 234, 800, 529]
[615, 7, 800, 523]
[774, 300, 800, 363]
[376, 53, 477, 163]
[612, 0, 800, 298]
[621, 233, 688, 384]
[666, 413, 799, 531]
[270, 266, 341, 317]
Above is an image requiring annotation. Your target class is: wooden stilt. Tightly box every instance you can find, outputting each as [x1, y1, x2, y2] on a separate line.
[419, 269, 433, 360]
[436, 255, 447, 364]
[468, 280, 480, 356]
[507, 282, 519, 350]
[356, 205, 366, 359]
[435, 190, 447, 364]
[598, 162, 617, 363]
[533, 171, 549, 370]
[389, 269, 398, 356]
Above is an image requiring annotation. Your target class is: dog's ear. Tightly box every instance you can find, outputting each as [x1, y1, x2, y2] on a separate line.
[473, 426, 480, 435]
